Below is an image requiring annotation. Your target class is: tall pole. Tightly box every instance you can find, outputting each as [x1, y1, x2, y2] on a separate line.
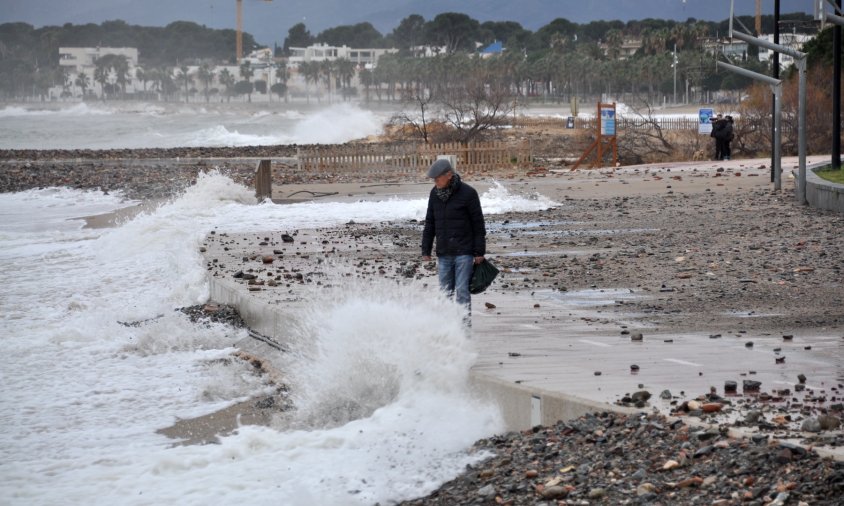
[236, 0, 243, 63]
[798, 58, 808, 203]
[716, 60, 782, 187]
[771, 0, 780, 183]
[728, 26, 806, 198]
[834, 0, 842, 169]
[673, 43, 678, 104]
[774, 83, 783, 190]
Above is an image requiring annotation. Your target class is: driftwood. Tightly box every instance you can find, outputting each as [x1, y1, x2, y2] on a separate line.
[286, 190, 339, 198]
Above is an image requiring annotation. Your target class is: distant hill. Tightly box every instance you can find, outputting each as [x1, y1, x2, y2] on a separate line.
[0, 0, 816, 47]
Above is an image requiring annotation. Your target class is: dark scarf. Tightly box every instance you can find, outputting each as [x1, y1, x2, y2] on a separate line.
[435, 173, 460, 202]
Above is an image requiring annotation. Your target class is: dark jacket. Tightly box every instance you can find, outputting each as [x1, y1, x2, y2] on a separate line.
[713, 119, 732, 140]
[421, 178, 486, 257]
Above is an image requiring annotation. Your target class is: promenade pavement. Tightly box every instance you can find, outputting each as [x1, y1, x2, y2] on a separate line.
[199, 154, 843, 458]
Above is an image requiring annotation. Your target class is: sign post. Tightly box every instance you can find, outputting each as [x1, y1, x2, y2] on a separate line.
[698, 108, 715, 135]
[573, 103, 618, 169]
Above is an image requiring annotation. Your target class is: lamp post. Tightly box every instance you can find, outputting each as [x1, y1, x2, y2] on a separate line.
[673, 43, 678, 104]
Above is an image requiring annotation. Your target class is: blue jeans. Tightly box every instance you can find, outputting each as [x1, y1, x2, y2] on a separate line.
[437, 255, 474, 313]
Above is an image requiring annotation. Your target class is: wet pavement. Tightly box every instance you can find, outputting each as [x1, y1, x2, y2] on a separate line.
[471, 286, 844, 415]
[202, 225, 844, 457]
[200, 155, 843, 457]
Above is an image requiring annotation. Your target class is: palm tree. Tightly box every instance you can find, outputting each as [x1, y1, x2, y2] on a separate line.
[197, 62, 215, 103]
[606, 29, 624, 60]
[298, 61, 321, 103]
[135, 67, 148, 96]
[156, 66, 176, 101]
[74, 71, 90, 99]
[176, 65, 191, 102]
[57, 67, 70, 98]
[653, 28, 670, 55]
[274, 64, 289, 102]
[239, 61, 254, 102]
[112, 55, 130, 99]
[638, 54, 664, 103]
[689, 22, 710, 51]
[93, 60, 109, 100]
[373, 55, 399, 101]
[319, 60, 334, 103]
[334, 58, 356, 100]
[359, 68, 373, 102]
[641, 28, 668, 56]
[218, 68, 235, 102]
[147, 68, 161, 98]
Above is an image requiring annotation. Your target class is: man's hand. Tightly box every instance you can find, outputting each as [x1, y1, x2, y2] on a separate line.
[422, 256, 432, 262]
[473, 256, 485, 265]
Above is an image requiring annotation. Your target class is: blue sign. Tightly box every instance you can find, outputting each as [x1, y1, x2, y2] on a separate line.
[699, 108, 714, 135]
[600, 108, 616, 136]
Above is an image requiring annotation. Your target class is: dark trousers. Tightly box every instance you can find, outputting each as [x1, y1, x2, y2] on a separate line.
[715, 138, 727, 160]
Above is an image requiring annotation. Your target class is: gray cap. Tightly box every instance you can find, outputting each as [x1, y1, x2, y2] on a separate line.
[427, 159, 453, 178]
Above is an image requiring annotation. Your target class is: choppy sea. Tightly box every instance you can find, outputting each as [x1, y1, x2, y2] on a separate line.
[0, 102, 558, 505]
[0, 101, 390, 149]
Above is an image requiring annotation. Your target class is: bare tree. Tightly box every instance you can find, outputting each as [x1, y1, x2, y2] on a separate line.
[388, 57, 516, 145]
[439, 75, 514, 144]
[390, 88, 436, 144]
[616, 100, 673, 164]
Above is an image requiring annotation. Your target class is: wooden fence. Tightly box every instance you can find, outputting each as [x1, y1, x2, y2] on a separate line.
[513, 115, 706, 131]
[297, 141, 532, 177]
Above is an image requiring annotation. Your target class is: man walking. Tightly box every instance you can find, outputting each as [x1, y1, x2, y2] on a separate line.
[421, 159, 486, 321]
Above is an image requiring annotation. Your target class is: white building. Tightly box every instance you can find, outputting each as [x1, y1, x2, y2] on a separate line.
[55, 46, 280, 100]
[409, 45, 449, 58]
[757, 33, 815, 70]
[287, 43, 397, 69]
[703, 39, 750, 62]
[598, 38, 644, 60]
[59, 47, 139, 74]
[56, 47, 141, 98]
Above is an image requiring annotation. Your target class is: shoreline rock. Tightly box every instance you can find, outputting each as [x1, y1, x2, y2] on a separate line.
[398, 411, 844, 505]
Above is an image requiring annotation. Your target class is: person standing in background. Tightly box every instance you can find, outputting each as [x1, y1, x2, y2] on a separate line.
[710, 113, 725, 160]
[721, 115, 734, 161]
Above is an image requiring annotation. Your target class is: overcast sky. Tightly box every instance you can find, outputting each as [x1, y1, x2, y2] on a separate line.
[0, 0, 817, 47]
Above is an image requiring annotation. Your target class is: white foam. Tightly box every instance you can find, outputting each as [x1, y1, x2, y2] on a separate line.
[0, 102, 113, 117]
[283, 103, 384, 144]
[0, 173, 560, 504]
[185, 125, 283, 147]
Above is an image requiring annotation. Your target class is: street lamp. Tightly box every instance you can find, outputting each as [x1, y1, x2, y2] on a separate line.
[672, 43, 678, 104]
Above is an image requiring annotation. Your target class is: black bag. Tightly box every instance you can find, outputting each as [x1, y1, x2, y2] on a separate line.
[470, 259, 500, 294]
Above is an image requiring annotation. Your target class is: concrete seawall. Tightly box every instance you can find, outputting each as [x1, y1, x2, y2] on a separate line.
[800, 162, 844, 214]
[207, 273, 637, 432]
[208, 272, 844, 461]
